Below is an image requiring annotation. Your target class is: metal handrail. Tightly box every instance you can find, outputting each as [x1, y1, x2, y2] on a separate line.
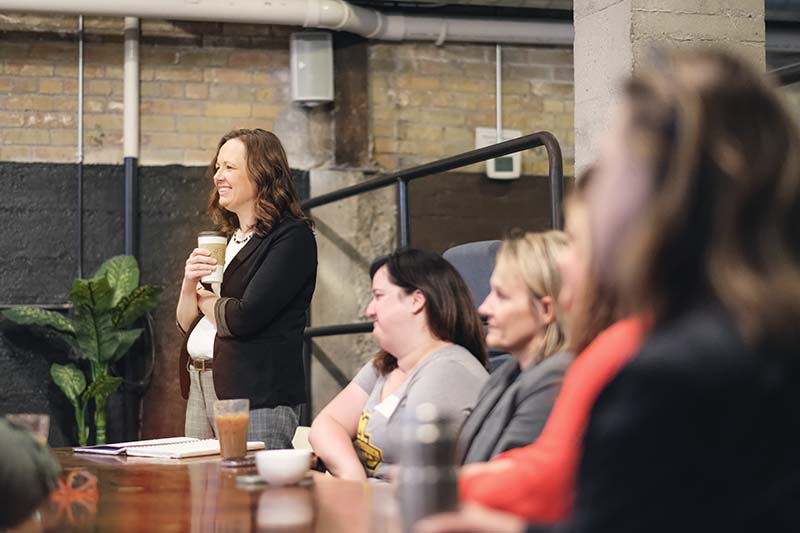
[301, 130, 564, 232]
[299, 131, 564, 422]
[771, 61, 800, 86]
[304, 322, 373, 339]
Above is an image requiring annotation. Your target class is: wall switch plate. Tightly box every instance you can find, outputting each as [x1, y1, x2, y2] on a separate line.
[475, 127, 522, 180]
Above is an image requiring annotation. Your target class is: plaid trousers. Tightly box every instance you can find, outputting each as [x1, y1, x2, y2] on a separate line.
[184, 367, 302, 449]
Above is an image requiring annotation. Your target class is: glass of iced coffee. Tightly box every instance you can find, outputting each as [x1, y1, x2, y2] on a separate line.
[214, 399, 250, 468]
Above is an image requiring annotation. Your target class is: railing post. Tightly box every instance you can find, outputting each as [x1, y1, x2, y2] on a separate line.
[545, 134, 564, 230]
[398, 178, 410, 247]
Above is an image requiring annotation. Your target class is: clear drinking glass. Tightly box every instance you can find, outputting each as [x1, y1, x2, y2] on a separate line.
[213, 399, 250, 468]
[6, 413, 50, 445]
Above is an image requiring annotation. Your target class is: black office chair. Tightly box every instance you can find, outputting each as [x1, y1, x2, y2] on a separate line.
[443, 240, 511, 372]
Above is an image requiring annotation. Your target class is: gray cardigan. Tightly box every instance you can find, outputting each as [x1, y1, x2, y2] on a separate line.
[457, 351, 572, 464]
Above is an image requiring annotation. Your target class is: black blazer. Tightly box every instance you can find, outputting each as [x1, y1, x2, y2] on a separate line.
[179, 218, 317, 409]
[457, 351, 571, 464]
[566, 306, 800, 533]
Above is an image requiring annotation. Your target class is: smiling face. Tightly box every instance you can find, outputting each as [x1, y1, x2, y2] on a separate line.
[479, 258, 549, 361]
[213, 138, 258, 216]
[365, 265, 421, 356]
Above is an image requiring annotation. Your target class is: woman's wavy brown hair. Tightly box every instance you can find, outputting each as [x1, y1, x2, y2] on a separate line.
[564, 166, 621, 354]
[369, 248, 489, 375]
[619, 48, 800, 345]
[208, 128, 312, 236]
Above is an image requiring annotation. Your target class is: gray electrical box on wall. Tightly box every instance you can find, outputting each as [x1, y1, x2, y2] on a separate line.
[290, 32, 334, 106]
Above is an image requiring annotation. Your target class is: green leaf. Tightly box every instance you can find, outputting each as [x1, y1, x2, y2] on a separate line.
[50, 363, 87, 406]
[83, 374, 123, 403]
[2, 307, 76, 336]
[71, 276, 114, 312]
[109, 328, 143, 364]
[71, 276, 117, 365]
[112, 285, 161, 328]
[74, 303, 118, 366]
[93, 256, 139, 307]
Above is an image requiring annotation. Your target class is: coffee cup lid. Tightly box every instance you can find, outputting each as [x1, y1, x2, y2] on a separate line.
[198, 230, 227, 237]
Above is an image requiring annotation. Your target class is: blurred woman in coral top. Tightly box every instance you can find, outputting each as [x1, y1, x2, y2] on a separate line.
[455, 167, 645, 524]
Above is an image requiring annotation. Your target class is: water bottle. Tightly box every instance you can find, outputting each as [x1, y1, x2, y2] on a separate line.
[398, 403, 459, 533]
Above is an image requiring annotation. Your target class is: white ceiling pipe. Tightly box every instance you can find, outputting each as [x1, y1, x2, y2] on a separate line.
[371, 14, 573, 45]
[123, 17, 139, 159]
[0, 0, 574, 46]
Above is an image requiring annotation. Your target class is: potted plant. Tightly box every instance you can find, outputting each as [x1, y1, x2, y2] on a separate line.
[2, 256, 161, 445]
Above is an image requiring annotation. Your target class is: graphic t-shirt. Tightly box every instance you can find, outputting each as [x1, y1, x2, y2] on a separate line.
[351, 344, 488, 480]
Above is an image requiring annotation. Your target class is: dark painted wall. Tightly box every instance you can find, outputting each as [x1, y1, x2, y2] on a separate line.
[409, 172, 571, 253]
[0, 162, 308, 444]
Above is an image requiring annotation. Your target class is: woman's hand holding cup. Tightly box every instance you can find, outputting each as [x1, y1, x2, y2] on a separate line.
[183, 248, 217, 287]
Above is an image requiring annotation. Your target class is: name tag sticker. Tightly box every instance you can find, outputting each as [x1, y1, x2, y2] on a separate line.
[374, 395, 400, 419]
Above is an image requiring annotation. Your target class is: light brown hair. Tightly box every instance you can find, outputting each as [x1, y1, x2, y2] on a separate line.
[564, 166, 621, 354]
[208, 128, 312, 236]
[620, 48, 800, 344]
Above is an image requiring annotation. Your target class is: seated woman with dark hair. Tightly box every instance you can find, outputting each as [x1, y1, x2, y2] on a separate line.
[458, 231, 573, 464]
[309, 248, 489, 481]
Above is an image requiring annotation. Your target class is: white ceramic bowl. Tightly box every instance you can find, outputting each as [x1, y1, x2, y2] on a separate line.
[255, 449, 312, 485]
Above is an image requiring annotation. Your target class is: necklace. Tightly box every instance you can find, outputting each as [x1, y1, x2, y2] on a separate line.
[231, 229, 254, 244]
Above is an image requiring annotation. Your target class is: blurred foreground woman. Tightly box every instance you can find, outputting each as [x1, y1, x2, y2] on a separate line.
[419, 48, 800, 533]
[572, 47, 800, 533]
[456, 168, 643, 525]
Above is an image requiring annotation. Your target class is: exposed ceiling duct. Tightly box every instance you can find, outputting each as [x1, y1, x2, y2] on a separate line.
[0, 0, 574, 46]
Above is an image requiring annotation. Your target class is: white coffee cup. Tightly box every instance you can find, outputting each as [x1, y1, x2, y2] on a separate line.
[197, 231, 227, 284]
[255, 449, 312, 485]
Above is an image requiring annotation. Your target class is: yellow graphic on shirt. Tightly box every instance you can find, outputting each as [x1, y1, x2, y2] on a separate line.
[355, 412, 383, 474]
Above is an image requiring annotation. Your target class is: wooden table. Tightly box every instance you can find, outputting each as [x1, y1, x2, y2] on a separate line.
[14, 450, 403, 533]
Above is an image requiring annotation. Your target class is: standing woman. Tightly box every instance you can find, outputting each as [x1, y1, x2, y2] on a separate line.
[176, 128, 317, 449]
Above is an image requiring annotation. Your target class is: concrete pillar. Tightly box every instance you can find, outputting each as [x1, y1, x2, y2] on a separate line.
[574, 0, 766, 170]
[308, 169, 397, 415]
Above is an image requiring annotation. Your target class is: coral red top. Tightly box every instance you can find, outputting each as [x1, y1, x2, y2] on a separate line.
[459, 318, 645, 523]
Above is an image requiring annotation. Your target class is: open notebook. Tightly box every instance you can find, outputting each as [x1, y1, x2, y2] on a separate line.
[74, 437, 265, 459]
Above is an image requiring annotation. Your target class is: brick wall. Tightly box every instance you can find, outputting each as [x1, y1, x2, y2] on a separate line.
[0, 16, 295, 165]
[368, 44, 575, 177]
[2, 15, 797, 177]
[0, 16, 576, 176]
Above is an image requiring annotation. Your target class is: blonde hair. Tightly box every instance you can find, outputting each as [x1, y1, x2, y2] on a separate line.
[495, 230, 569, 363]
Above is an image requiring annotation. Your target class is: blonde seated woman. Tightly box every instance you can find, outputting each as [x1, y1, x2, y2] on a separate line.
[457, 231, 572, 464]
[309, 248, 489, 481]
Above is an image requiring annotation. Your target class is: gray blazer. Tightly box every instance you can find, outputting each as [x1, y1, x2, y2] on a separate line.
[457, 351, 572, 464]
